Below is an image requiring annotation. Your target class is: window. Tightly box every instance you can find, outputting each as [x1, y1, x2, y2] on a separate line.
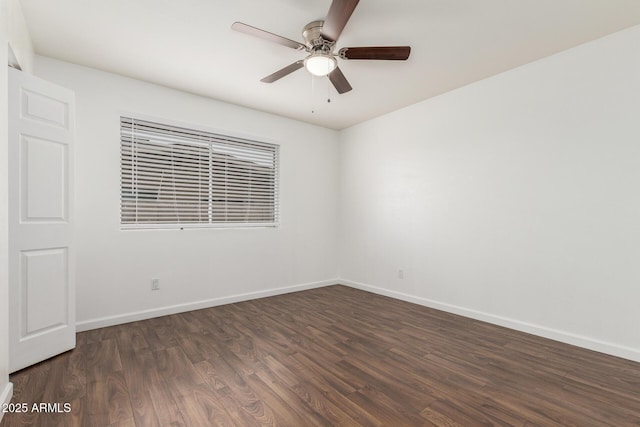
[120, 116, 279, 228]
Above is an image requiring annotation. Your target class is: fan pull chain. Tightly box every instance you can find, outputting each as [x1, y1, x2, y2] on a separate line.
[311, 76, 332, 114]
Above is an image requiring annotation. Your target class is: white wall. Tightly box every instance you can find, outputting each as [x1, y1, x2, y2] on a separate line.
[34, 56, 339, 329]
[339, 25, 640, 362]
[1, 0, 33, 414]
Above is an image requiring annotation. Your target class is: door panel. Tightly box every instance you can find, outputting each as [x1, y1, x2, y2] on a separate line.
[8, 67, 75, 373]
[21, 248, 68, 336]
[21, 88, 70, 128]
[21, 135, 68, 221]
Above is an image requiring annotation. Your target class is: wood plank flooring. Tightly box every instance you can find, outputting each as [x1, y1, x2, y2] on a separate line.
[3, 285, 640, 426]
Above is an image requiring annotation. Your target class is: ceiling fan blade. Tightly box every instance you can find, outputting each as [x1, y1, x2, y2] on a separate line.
[261, 60, 305, 83]
[321, 0, 360, 42]
[328, 67, 352, 94]
[232, 22, 305, 50]
[339, 46, 411, 60]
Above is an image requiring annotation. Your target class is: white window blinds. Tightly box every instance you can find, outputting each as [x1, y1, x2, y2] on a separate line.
[121, 117, 279, 228]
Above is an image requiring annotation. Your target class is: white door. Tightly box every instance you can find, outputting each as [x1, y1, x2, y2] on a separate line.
[8, 67, 75, 373]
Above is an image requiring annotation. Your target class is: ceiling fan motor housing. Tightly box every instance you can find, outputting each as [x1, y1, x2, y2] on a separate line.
[303, 20, 334, 52]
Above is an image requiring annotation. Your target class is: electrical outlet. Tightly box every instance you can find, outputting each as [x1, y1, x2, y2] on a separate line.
[151, 278, 160, 290]
[398, 269, 404, 279]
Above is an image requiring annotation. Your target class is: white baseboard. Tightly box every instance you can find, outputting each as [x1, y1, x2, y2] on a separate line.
[75, 277, 640, 363]
[341, 279, 640, 363]
[77, 279, 339, 332]
[0, 382, 14, 423]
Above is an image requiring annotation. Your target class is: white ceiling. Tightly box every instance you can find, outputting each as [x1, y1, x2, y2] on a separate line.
[20, 0, 640, 130]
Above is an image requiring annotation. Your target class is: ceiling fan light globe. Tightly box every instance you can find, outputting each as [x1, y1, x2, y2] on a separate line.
[305, 54, 337, 76]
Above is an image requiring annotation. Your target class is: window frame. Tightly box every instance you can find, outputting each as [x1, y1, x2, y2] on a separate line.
[119, 114, 280, 230]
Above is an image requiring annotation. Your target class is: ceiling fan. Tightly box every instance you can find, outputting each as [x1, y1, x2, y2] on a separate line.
[231, 0, 411, 94]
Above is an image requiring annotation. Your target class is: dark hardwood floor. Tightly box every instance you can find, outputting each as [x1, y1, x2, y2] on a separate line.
[2, 285, 639, 426]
